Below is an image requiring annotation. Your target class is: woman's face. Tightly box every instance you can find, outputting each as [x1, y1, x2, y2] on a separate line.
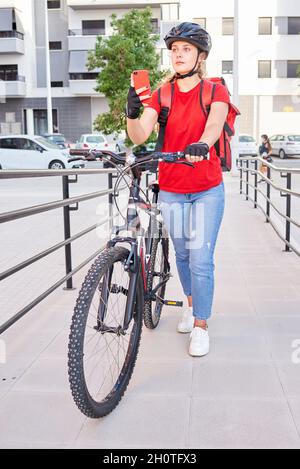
[170, 41, 204, 74]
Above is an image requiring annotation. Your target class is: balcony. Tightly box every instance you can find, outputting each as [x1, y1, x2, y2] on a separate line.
[0, 75, 26, 97]
[69, 74, 99, 95]
[0, 31, 24, 54]
[68, 29, 107, 51]
[67, 0, 172, 9]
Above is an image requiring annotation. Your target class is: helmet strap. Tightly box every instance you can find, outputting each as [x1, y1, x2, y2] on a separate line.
[175, 50, 201, 80]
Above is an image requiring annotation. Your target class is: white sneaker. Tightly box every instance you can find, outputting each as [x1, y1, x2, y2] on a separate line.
[177, 308, 194, 333]
[189, 326, 209, 357]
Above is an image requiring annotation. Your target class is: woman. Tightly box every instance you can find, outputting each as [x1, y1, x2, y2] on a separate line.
[126, 22, 231, 357]
[258, 134, 272, 183]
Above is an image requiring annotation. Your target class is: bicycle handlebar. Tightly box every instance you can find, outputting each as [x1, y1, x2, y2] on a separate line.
[85, 149, 209, 167]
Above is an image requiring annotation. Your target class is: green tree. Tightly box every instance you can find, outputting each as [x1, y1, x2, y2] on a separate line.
[87, 8, 167, 144]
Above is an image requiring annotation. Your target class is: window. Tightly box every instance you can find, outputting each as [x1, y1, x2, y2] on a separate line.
[82, 20, 105, 36]
[69, 73, 98, 80]
[49, 41, 62, 50]
[193, 18, 206, 29]
[86, 136, 105, 144]
[47, 1, 60, 9]
[161, 3, 179, 21]
[0, 64, 18, 81]
[0, 138, 18, 149]
[51, 81, 63, 87]
[259, 17, 272, 35]
[288, 135, 300, 141]
[287, 60, 300, 78]
[222, 17, 234, 35]
[258, 60, 271, 78]
[239, 136, 256, 142]
[150, 18, 159, 34]
[288, 17, 300, 35]
[222, 60, 233, 74]
[17, 139, 38, 151]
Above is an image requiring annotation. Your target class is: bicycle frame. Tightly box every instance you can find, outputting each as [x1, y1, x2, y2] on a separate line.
[106, 162, 171, 330]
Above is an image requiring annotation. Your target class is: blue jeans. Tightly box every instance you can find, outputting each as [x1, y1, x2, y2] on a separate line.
[158, 181, 225, 320]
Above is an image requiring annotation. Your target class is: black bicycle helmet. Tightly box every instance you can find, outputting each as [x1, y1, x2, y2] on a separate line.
[164, 22, 212, 57]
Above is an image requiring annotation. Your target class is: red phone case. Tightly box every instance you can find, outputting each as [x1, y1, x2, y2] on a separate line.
[132, 70, 151, 105]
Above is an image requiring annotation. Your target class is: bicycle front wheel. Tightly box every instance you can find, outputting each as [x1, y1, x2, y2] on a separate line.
[68, 246, 143, 418]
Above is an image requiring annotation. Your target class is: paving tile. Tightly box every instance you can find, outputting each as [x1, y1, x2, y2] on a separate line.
[188, 398, 300, 449]
[0, 391, 86, 446]
[192, 362, 284, 398]
[12, 358, 69, 393]
[76, 394, 190, 449]
[287, 398, 300, 438]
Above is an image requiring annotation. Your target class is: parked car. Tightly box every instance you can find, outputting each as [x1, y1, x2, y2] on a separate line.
[42, 133, 69, 149]
[238, 134, 257, 156]
[132, 142, 156, 155]
[75, 133, 119, 152]
[269, 134, 300, 159]
[106, 133, 128, 153]
[0, 135, 85, 169]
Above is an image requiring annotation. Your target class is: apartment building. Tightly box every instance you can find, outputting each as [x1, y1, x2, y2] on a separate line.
[0, 0, 179, 141]
[179, 0, 300, 139]
[1, 0, 299, 141]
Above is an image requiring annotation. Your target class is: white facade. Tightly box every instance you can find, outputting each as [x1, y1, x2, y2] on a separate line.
[179, 0, 300, 139]
[1, 0, 299, 140]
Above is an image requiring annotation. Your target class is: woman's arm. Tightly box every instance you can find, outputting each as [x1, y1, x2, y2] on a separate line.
[200, 102, 229, 147]
[126, 107, 158, 145]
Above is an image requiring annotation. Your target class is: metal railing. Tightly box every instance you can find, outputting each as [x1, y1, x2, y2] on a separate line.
[0, 30, 24, 40]
[0, 167, 128, 335]
[68, 29, 106, 36]
[0, 73, 25, 82]
[237, 155, 300, 256]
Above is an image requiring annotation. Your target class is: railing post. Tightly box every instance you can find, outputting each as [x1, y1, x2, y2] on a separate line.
[266, 165, 271, 223]
[284, 173, 292, 252]
[239, 158, 243, 194]
[254, 158, 258, 208]
[62, 175, 75, 290]
[108, 172, 113, 231]
[246, 159, 249, 201]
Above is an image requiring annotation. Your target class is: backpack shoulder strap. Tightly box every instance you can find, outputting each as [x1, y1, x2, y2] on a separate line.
[158, 81, 174, 111]
[199, 79, 216, 118]
[155, 81, 175, 152]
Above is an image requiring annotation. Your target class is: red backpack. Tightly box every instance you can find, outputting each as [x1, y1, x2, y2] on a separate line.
[155, 77, 240, 171]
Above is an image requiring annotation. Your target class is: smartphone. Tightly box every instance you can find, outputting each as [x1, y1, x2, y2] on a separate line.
[132, 70, 152, 105]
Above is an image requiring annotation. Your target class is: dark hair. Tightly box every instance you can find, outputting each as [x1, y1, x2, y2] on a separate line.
[261, 134, 272, 151]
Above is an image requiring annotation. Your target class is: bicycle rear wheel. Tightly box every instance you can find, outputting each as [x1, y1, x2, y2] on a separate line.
[143, 231, 169, 329]
[68, 246, 143, 418]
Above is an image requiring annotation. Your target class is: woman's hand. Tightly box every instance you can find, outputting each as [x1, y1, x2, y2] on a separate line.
[125, 75, 151, 119]
[184, 142, 210, 163]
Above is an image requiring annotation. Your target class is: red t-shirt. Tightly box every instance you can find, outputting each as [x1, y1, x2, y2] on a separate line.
[148, 79, 230, 193]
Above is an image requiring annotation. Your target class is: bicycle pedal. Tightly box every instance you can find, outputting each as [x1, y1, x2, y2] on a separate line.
[163, 300, 183, 307]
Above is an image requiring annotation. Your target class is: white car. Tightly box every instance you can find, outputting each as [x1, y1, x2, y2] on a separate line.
[239, 134, 257, 156]
[269, 134, 300, 159]
[75, 133, 119, 152]
[0, 135, 85, 170]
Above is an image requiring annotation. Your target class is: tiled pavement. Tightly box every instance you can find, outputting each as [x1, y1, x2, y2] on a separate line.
[0, 172, 300, 449]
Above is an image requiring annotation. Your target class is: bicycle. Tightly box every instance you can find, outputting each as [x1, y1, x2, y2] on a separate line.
[68, 149, 205, 418]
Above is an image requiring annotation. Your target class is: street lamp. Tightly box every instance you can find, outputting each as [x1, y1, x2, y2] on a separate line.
[231, 0, 240, 176]
[44, 0, 53, 134]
